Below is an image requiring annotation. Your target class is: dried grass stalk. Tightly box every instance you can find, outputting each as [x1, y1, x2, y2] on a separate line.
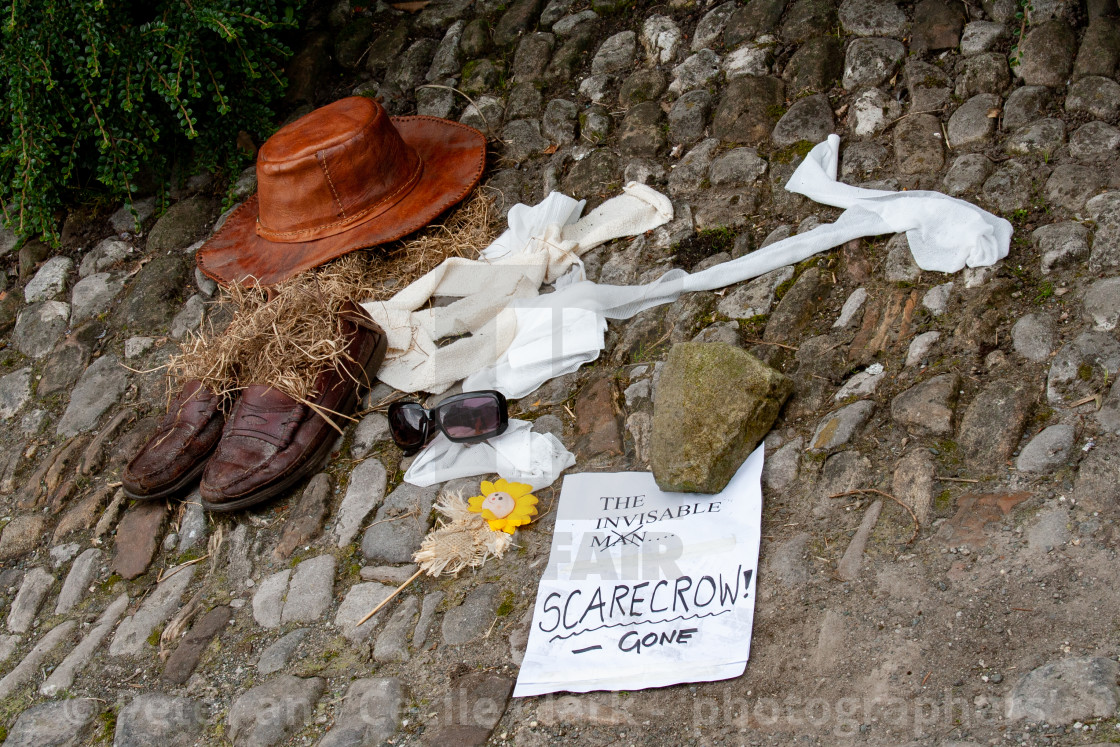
[168, 192, 496, 401]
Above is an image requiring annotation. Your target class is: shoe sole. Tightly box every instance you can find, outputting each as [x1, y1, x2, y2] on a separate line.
[200, 330, 387, 513]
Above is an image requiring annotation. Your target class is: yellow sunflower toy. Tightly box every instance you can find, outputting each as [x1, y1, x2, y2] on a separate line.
[468, 479, 538, 534]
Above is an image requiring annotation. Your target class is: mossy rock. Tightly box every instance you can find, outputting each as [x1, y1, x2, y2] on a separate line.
[651, 342, 793, 493]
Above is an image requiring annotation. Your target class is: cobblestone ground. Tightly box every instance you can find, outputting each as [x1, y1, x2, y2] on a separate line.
[2, 0, 1120, 744]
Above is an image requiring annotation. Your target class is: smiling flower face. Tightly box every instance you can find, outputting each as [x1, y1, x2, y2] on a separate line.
[467, 479, 538, 534]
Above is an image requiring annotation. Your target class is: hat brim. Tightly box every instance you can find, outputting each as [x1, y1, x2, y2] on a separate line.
[196, 116, 487, 288]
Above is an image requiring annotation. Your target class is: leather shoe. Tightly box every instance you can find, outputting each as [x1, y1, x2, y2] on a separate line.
[199, 306, 387, 512]
[122, 380, 225, 500]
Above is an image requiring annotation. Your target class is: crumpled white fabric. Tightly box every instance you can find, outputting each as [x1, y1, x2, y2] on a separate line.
[465, 134, 1012, 398]
[403, 419, 576, 490]
[360, 183, 673, 394]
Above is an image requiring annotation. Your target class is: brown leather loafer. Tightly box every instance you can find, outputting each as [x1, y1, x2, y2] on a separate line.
[122, 380, 225, 500]
[199, 308, 387, 512]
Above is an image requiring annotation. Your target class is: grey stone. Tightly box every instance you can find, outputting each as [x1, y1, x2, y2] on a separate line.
[7, 566, 53, 633]
[893, 449, 935, 523]
[505, 84, 542, 121]
[70, 272, 123, 324]
[1015, 20, 1076, 86]
[0, 367, 32, 420]
[905, 59, 951, 112]
[724, 0, 785, 45]
[843, 37, 905, 90]
[36, 335, 92, 398]
[24, 256, 73, 303]
[1002, 86, 1051, 131]
[335, 458, 387, 548]
[783, 36, 844, 95]
[459, 96, 504, 134]
[361, 482, 437, 563]
[641, 14, 681, 65]
[1065, 75, 1120, 120]
[413, 591, 444, 649]
[48, 542, 80, 568]
[922, 282, 953, 315]
[427, 21, 464, 81]
[110, 197, 156, 232]
[836, 500, 881, 581]
[55, 548, 100, 614]
[1006, 657, 1120, 724]
[0, 621, 75, 700]
[1027, 505, 1071, 552]
[957, 379, 1034, 472]
[943, 153, 994, 196]
[578, 73, 614, 105]
[124, 336, 154, 359]
[723, 41, 774, 80]
[833, 287, 867, 328]
[0, 515, 47, 562]
[667, 90, 712, 145]
[512, 32, 554, 84]
[494, 0, 543, 46]
[1011, 313, 1055, 362]
[461, 58, 503, 95]
[960, 21, 1008, 55]
[387, 39, 439, 92]
[281, 554, 335, 625]
[891, 373, 959, 435]
[1085, 277, 1120, 332]
[809, 400, 876, 452]
[712, 75, 785, 145]
[1088, 192, 1120, 271]
[1070, 121, 1120, 164]
[1046, 331, 1120, 405]
[169, 293, 205, 339]
[817, 450, 873, 504]
[669, 50, 722, 97]
[112, 252, 192, 334]
[13, 300, 70, 358]
[177, 499, 206, 553]
[717, 267, 792, 319]
[229, 675, 325, 747]
[79, 237, 132, 277]
[850, 88, 901, 138]
[833, 367, 885, 401]
[781, 0, 837, 42]
[1074, 18, 1120, 79]
[884, 233, 920, 282]
[109, 566, 195, 656]
[618, 101, 666, 157]
[365, 22, 410, 72]
[352, 413, 391, 459]
[540, 0, 573, 26]
[42, 593, 128, 696]
[669, 139, 719, 196]
[693, 1, 736, 50]
[1097, 378, 1120, 433]
[947, 93, 1001, 148]
[542, 99, 579, 146]
[56, 354, 129, 437]
[114, 694, 204, 747]
[841, 141, 890, 179]
[374, 594, 419, 662]
[551, 10, 596, 35]
[257, 629, 309, 675]
[894, 113, 944, 174]
[4, 698, 97, 746]
[1016, 423, 1075, 473]
[563, 147, 618, 199]
[911, 0, 965, 53]
[592, 31, 636, 75]
[501, 119, 549, 162]
[146, 195, 217, 252]
[762, 437, 802, 492]
[982, 160, 1033, 213]
[771, 93, 834, 148]
[336, 582, 397, 643]
[1034, 221, 1090, 274]
[442, 583, 499, 645]
[839, 0, 907, 36]
[955, 53, 1009, 98]
[320, 678, 402, 747]
[416, 84, 455, 119]
[1047, 164, 1106, 213]
[418, 0, 473, 31]
[619, 68, 667, 108]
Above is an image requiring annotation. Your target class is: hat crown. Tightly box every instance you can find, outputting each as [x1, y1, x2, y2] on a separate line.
[255, 97, 421, 243]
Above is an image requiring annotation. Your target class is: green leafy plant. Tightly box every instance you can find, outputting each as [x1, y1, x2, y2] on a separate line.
[0, 0, 304, 243]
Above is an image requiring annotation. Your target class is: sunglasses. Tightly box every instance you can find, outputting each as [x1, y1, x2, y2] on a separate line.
[387, 390, 509, 454]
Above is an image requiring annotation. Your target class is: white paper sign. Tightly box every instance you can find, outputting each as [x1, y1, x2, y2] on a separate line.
[513, 445, 764, 697]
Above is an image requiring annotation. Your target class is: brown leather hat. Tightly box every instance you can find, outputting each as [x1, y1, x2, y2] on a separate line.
[197, 96, 486, 287]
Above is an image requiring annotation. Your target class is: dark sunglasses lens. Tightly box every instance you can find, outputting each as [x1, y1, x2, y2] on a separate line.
[388, 405, 427, 448]
[439, 395, 501, 439]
